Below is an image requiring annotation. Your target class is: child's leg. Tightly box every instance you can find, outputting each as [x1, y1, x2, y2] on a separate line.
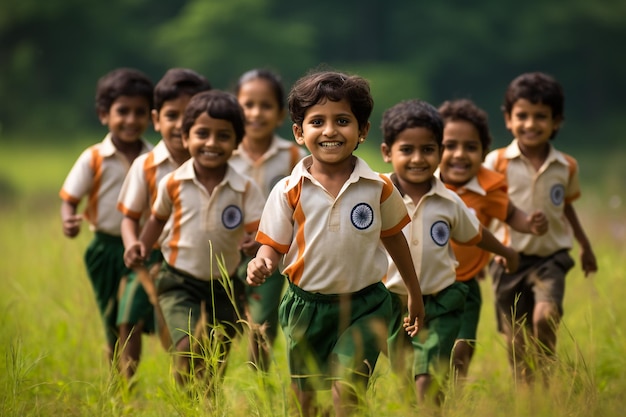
[245, 268, 285, 371]
[118, 321, 144, 380]
[291, 384, 316, 417]
[453, 278, 481, 380]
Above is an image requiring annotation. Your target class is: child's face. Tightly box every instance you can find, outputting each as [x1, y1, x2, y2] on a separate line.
[152, 94, 192, 161]
[238, 78, 285, 144]
[504, 98, 561, 151]
[183, 113, 238, 172]
[99, 95, 151, 144]
[293, 98, 367, 166]
[440, 120, 484, 187]
[381, 127, 440, 186]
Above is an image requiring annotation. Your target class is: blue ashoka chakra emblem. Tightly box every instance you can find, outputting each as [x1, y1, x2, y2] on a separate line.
[222, 205, 243, 229]
[351, 203, 374, 230]
[430, 221, 450, 247]
[550, 184, 565, 206]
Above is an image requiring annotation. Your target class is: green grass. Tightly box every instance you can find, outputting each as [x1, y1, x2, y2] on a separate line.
[0, 137, 624, 416]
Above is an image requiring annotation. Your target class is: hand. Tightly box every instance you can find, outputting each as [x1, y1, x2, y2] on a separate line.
[62, 214, 83, 238]
[124, 241, 146, 269]
[247, 257, 273, 286]
[580, 247, 598, 278]
[529, 210, 549, 236]
[403, 295, 425, 337]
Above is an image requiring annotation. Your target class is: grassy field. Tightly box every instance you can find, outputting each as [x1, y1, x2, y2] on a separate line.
[0, 137, 624, 416]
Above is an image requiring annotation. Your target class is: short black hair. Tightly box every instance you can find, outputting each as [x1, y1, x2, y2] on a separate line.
[439, 99, 492, 154]
[95, 68, 153, 114]
[182, 90, 245, 144]
[153, 68, 211, 111]
[503, 72, 564, 139]
[288, 70, 373, 132]
[381, 99, 443, 147]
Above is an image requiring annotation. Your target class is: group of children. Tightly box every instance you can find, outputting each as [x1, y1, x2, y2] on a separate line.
[60, 66, 597, 415]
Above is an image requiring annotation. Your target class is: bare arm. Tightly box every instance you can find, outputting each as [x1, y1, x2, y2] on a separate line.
[382, 232, 425, 337]
[506, 203, 548, 236]
[125, 215, 166, 268]
[476, 227, 519, 273]
[60, 200, 82, 238]
[564, 203, 597, 277]
[247, 244, 282, 286]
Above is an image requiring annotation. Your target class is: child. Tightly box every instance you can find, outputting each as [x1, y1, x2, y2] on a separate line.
[437, 98, 548, 380]
[247, 70, 425, 417]
[230, 68, 308, 371]
[59, 68, 154, 366]
[126, 90, 265, 388]
[484, 72, 598, 383]
[380, 99, 519, 404]
[117, 68, 211, 380]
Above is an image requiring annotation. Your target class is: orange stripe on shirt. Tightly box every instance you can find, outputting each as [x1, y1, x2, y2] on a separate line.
[563, 153, 581, 203]
[86, 148, 103, 225]
[143, 153, 159, 206]
[165, 176, 182, 266]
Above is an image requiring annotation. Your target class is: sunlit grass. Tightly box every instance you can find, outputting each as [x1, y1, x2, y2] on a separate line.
[0, 138, 624, 416]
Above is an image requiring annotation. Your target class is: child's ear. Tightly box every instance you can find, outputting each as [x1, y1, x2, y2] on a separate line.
[293, 124, 304, 145]
[182, 134, 190, 149]
[359, 121, 371, 141]
[503, 112, 513, 131]
[380, 143, 392, 163]
[151, 109, 160, 132]
[98, 109, 109, 126]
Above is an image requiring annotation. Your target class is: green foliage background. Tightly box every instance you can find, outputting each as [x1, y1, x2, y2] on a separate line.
[1, 0, 625, 150]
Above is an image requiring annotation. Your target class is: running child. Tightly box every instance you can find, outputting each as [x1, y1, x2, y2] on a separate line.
[247, 70, 425, 417]
[230, 68, 307, 371]
[117, 68, 211, 380]
[59, 68, 153, 368]
[380, 99, 519, 404]
[126, 90, 265, 388]
[437, 98, 548, 380]
[484, 72, 597, 383]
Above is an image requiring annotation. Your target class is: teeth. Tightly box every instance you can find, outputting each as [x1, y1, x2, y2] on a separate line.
[320, 142, 341, 148]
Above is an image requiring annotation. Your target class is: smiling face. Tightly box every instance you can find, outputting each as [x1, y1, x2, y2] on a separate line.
[381, 126, 441, 189]
[99, 95, 151, 145]
[152, 94, 192, 163]
[505, 98, 561, 154]
[238, 78, 285, 145]
[183, 112, 238, 175]
[440, 120, 485, 187]
[293, 98, 369, 169]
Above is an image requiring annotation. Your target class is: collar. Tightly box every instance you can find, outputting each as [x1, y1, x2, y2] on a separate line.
[505, 139, 569, 166]
[284, 155, 382, 192]
[100, 133, 152, 157]
[173, 160, 248, 192]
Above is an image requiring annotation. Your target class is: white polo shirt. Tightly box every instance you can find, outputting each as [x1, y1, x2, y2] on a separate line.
[256, 155, 410, 294]
[384, 175, 482, 296]
[59, 133, 153, 236]
[484, 139, 580, 256]
[229, 135, 308, 197]
[152, 160, 265, 280]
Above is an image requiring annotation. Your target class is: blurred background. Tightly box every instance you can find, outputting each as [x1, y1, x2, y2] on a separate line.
[1, 0, 625, 153]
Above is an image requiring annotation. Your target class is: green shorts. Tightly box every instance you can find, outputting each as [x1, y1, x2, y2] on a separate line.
[490, 249, 574, 332]
[116, 250, 163, 332]
[457, 278, 481, 342]
[239, 255, 286, 343]
[156, 262, 245, 348]
[84, 232, 129, 348]
[279, 281, 391, 391]
[388, 282, 467, 377]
